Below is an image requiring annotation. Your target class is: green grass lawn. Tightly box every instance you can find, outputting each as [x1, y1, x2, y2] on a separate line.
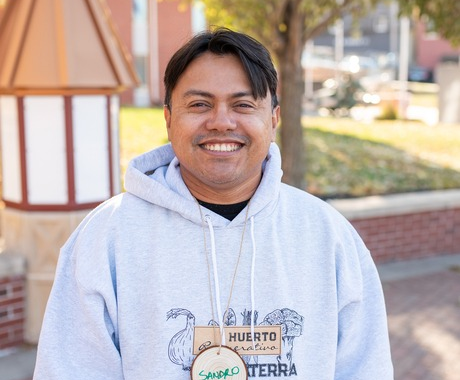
[120, 107, 460, 199]
[119, 107, 169, 176]
[303, 116, 460, 198]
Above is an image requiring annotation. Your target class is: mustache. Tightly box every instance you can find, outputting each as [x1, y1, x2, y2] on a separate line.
[192, 132, 250, 145]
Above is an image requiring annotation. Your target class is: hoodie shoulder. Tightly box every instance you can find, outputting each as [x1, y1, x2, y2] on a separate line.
[279, 183, 364, 246]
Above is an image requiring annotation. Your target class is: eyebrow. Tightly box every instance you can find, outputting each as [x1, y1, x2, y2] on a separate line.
[183, 89, 254, 100]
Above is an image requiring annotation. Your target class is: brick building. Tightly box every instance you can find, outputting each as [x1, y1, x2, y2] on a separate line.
[415, 21, 459, 72]
[106, 0, 205, 106]
[310, 1, 459, 83]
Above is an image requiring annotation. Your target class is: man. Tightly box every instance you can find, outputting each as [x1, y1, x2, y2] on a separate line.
[34, 28, 393, 379]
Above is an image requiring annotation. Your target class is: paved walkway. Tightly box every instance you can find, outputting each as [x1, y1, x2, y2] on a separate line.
[1, 254, 460, 380]
[379, 254, 460, 380]
[0, 344, 36, 380]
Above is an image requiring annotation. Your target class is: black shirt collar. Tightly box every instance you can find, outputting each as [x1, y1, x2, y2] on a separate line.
[197, 199, 250, 221]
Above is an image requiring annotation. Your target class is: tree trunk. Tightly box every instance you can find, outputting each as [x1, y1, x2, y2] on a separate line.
[276, 4, 306, 189]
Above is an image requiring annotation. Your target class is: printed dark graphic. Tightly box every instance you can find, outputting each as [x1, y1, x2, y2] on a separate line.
[259, 309, 303, 374]
[241, 309, 259, 365]
[167, 307, 304, 377]
[166, 308, 196, 370]
[209, 308, 237, 327]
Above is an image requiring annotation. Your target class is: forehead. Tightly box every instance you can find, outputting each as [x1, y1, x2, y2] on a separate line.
[172, 52, 252, 96]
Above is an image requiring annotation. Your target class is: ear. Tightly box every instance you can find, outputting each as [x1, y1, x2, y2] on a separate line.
[271, 105, 280, 141]
[164, 106, 172, 141]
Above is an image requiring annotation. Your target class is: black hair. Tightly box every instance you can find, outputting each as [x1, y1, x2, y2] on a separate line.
[164, 27, 278, 110]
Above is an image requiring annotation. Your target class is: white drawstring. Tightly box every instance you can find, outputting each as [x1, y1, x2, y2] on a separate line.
[205, 215, 225, 344]
[204, 213, 257, 349]
[250, 216, 256, 351]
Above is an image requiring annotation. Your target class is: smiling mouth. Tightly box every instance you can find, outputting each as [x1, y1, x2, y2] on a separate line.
[201, 143, 242, 152]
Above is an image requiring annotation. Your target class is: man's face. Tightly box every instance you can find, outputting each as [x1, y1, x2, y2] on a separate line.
[164, 52, 279, 203]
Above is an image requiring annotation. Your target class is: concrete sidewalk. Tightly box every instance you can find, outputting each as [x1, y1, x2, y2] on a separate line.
[381, 254, 460, 380]
[0, 344, 36, 380]
[1, 253, 460, 380]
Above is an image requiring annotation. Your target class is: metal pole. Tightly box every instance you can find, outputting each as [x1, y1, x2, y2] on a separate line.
[335, 17, 344, 81]
[389, 1, 399, 74]
[398, 16, 410, 118]
[305, 39, 314, 101]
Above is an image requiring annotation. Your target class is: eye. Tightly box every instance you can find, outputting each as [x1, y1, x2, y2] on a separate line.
[234, 102, 255, 113]
[190, 102, 208, 108]
[187, 101, 211, 112]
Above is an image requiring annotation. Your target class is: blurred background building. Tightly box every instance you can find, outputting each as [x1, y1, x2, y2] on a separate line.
[100, 0, 206, 106]
[305, 1, 459, 90]
[2, 0, 456, 108]
[0, 0, 205, 106]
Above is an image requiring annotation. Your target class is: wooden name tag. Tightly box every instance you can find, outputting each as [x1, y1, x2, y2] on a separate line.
[193, 326, 282, 356]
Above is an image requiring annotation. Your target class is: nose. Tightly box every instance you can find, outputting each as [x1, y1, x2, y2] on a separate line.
[205, 105, 237, 131]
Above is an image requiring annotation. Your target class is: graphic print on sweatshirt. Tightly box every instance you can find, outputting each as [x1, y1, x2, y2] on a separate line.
[167, 307, 304, 377]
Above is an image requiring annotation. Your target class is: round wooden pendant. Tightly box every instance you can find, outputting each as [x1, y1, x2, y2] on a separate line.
[191, 345, 248, 380]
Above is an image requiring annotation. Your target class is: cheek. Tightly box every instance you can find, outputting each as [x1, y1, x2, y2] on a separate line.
[167, 115, 185, 143]
[264, 122, 277, 143]
[169, 130, 185, 147]
[168, 127, 195, 155]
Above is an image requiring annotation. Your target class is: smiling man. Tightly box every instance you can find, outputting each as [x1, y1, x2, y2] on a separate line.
[164, 51, 278, 204]
[34, 28, 393, 380]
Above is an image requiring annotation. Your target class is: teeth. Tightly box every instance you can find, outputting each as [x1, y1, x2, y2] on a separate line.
[203, 143, 240, 152]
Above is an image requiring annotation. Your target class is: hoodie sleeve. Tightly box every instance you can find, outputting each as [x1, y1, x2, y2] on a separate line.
[334, 228, 394, 380]
[33, 213, 123, 380]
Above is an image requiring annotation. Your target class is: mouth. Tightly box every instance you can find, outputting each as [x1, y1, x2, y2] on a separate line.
[200, 143, 243, 152]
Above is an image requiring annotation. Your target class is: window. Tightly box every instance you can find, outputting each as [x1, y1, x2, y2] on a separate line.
[373, 15, 389, 33]
[422, 17, 439, 40]
[132, 0, 149, 85]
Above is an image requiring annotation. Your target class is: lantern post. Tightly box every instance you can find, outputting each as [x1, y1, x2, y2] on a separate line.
[0, 0, 138, 342]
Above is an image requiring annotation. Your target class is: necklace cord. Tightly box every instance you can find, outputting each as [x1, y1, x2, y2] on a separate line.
[222, 203, 251, 332]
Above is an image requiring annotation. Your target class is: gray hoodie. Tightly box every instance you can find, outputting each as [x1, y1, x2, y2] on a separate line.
[34, 143, 393, 379]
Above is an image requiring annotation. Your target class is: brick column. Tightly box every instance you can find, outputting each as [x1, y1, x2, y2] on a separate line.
[0, 254, 26, 351]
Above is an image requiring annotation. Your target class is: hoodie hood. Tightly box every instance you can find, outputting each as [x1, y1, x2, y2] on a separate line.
[124, 142, 283, 227]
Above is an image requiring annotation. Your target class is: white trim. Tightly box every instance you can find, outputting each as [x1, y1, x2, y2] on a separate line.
[149, 0, 160, 103]
[0, 96, 22, 203]
[110, 95, 121, 194]
[191, 0, 206, 34]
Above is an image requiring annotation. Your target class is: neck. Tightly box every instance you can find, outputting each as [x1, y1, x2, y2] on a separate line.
[181, 173, 260, 205]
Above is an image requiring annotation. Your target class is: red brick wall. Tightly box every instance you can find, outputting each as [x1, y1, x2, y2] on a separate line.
[157, 1, 193, 104]
[415, 21, 459, 70]
[350, 208, 460, 263]
[0, 274, 25, 350]
[104, 0, 194, 105]
[105, 0, 134, 104]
